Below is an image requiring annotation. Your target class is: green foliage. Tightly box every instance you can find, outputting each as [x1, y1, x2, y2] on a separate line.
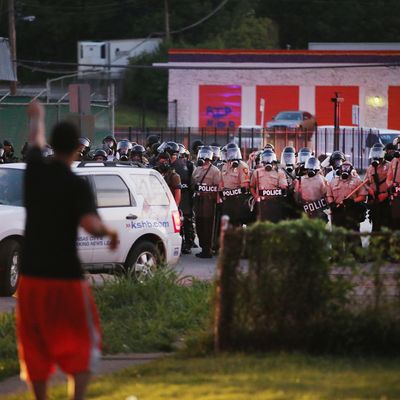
[211, 218, 400, 354]
[93, 270, 211, 353]
[0, 313, 18, 380]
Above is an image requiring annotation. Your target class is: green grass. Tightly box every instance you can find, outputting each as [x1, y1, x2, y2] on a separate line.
[4, 353, 400, 399]
[0, 313, 18, 381]
[115, 105, 167, 128]
[0, 272, 211, 381]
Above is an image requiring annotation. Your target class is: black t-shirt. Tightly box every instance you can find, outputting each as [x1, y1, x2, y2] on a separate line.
[21, 146, 97, 279]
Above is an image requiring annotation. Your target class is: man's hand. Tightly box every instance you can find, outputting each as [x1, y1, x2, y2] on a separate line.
[27, 101, 46, 148]
[107, 228, 119, 251]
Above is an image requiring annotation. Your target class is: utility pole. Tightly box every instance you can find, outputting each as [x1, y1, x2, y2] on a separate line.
[8, 0, 17, 95]
[164, 0, 171, 43]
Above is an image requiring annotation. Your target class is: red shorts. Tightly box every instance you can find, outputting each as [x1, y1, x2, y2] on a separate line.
[16, 276, 102, 382]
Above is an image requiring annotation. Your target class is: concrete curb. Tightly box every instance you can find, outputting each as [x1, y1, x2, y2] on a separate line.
[0, 353, 166, 397]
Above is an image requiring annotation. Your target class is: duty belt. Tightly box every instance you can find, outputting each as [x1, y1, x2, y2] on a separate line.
[222, 188, 245, 198]
[195, 184, 218, 194]
[303, 198, 328, 214]
[258, 188, 286, 198]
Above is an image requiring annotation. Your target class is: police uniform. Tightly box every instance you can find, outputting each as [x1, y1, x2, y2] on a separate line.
[386, 157, 400, 228]
[192, 164, 221, 256]
[250, 166, 287, 222]
[294, 174, 329, 220]
[172, 158, 195, 251]
[162, 169, 181, 198]
[327, 173, 368, 231]
[366, 161, 390, 231]
[220, 161, 250, 226]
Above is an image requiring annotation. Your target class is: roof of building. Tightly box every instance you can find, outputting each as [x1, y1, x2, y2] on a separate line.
[0, 38, 16, 81]
[168, 48, 400, 64]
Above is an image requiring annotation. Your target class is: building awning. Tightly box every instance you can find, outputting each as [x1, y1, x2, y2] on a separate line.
[0, 38, 17, 81]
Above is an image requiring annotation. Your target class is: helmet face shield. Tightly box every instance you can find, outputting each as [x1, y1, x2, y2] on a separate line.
[79, 137, 90, 148]
[281, 151, 296, 167]
[226, 147, 242, 161]
[298, 148, 312, 164]
[197, 147, 214, 161]
[305, 156, 320, 170]
[369, 146, 385, 161]
[210, 146, 221, 159]
[117, 140, 132, 152]
[261, 150, 276, 165]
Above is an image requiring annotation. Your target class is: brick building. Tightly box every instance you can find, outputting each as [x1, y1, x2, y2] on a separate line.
[158, 44, 400, 130]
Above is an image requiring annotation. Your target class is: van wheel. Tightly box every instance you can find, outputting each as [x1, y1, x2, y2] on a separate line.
[0, 239, 21, 296]
[124, 241, 160, 282]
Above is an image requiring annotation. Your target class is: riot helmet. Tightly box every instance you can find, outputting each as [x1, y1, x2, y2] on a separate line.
[220, 145, 227, 162]
[261, 149, 277, 171]
[117, 140, 133, 161]
[298, 147, 312, 165]
[3, 140, 14, 156]
[146, 134, 159, 148]
[156, 151, 171, 173]
[210, 145, 221, 161]
[339, 161, 353, 180]
[305, 156, 320, 177]
[78, 137, 91, 158]
[131, 144, 146, 162]
[102, 135, 117, 152]
[226, 143, 242, 168]
[264, 143, 275, 153]
[369, 144, 385, 167]
[164, 141, 180, 156]
[197, 146, 214, 166]
[94, 148, 108, 162]
[280, 146, 296, 172]
[385, 143, 396, 161]
[329, 150, 346, 169]
[178, 143, 188, 159]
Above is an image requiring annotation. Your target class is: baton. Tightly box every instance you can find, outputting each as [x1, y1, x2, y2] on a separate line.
[337, 178, 369, 207]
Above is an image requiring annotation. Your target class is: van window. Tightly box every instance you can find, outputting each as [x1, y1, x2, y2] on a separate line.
[130, 174, 170, 206]
[92, 175, 132, 207]
[100, 44, 106, 59]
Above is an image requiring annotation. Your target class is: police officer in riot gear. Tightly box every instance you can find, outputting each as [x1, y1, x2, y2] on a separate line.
[386, 139, 400, 229]
[2, 140, 18, 163]
[294, 157, 329, 220]
[192, 146, 221, 258]
[365, 144, 390, 231]
[280, 146, 299, 219]
[384, 143, 396, 162]
[168, 142, 195, 254]
[93, 148, 108, 162]
[327, 161, 367, 232]
[130, 144, 148, 165]
[220, 144, 250, 226]
[250, 148, 288, 222]
[323, 150, 346, 181]
[155, 151, 181, 206]
[76, 137, 91, 161]
[295, 147, 312, 177]
[191, 140, 204, 161]
[145, 135, 160, 156]
[102, 135, 117, 158]
[116, 140, 133, 161]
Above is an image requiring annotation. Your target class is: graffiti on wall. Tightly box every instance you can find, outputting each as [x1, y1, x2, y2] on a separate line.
[199, 85, 241, 128]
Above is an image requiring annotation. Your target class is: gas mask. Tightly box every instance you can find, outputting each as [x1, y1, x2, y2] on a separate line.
[385, 152, 394, 162]
[340, 164, 353, 180]
[395, 150, 400, 158]
[265, 163, 273, 171]
[231, 160, 239, 169]
[157, 162, 170, 173]
[307, 170, 316, 178]
[286, 165, 294, 173]
[371, 158, 380, 168]
[119, 154, 129, 161]
[197, 158, 205, 167]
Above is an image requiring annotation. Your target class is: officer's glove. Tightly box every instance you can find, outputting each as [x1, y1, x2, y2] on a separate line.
[343, 198, 354, 208]
[240, 187, 248, 194]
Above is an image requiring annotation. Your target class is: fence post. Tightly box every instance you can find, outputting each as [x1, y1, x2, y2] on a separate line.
[128, 126, 132, 142]
[188, 127, 191, 150]
[238, 128, 242, 148]
[213, 215, 243, 352]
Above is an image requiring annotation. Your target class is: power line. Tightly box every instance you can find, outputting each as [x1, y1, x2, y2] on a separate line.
[17, 58, 400, 71]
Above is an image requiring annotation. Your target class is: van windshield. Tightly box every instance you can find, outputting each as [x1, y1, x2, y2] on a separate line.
[0, 168, 24, 207]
